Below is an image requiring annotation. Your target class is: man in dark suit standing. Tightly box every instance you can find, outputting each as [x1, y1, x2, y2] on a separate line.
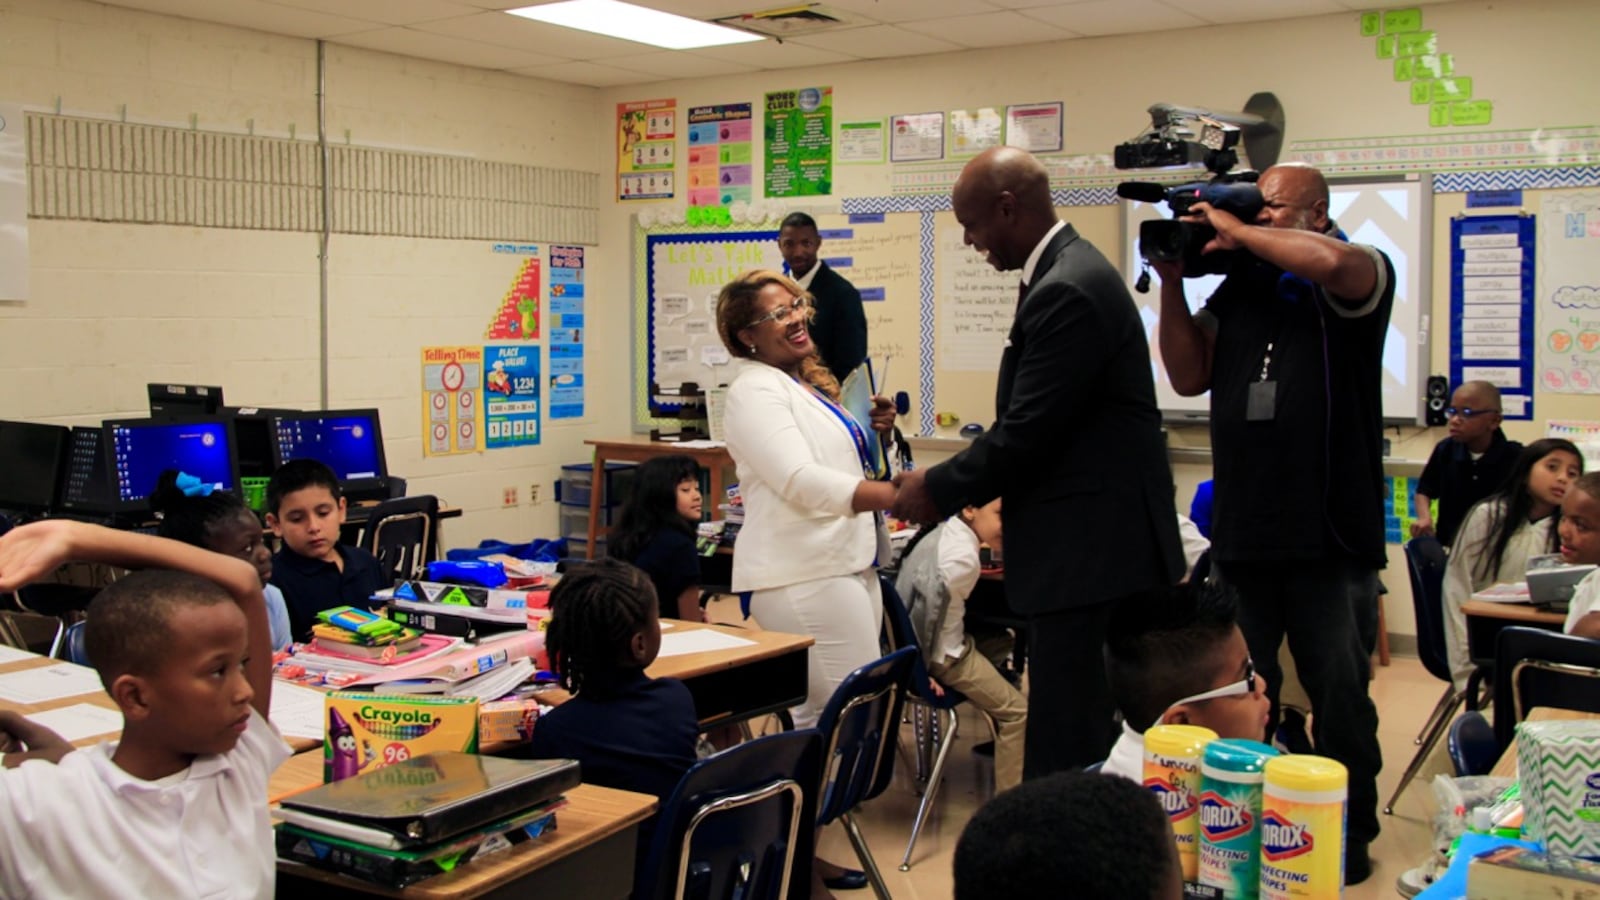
[893, 147, 1185, 778]
[778, 212, 867, 382]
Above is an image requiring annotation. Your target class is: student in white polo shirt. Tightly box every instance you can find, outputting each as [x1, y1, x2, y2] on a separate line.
[0, 520, 289, 899]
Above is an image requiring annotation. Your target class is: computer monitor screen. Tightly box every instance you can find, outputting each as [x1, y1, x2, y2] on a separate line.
[0, 420, 71, 512]
[105, 417, 239, 507]
[147, 383, 225, 419]
[272, 409, 388, 494]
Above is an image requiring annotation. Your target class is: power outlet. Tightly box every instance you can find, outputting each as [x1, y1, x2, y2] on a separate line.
[502, 486, 519, 507]
[528, 483, 540, 504]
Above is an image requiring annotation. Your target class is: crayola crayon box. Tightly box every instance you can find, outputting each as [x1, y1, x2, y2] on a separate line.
[323, 693, 479, 783]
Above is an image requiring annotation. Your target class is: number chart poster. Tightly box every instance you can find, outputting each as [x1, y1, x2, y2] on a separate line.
[765, 86, 832, 197]
[421, 345, 483, 458]
[686, 103, 753, 207]
[618, 98, 676, 201]
[549, 245, 586, 420]
[484, 344, 540, 448]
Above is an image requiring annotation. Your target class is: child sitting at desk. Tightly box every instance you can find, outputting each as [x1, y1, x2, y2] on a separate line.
[895, 499, 1027, 792]
[1412, 381, 1523, 546]
[151, 468, 293, 651]
[1442, 439, 1583, 688]
[0, 520, 289, 898]
[266, 458, 388, 641]
[1101, 581, 1270, 780]
[523, 557, 698, 801]
[609, 455, 706, 622]
[1559, 471, 1600, 639]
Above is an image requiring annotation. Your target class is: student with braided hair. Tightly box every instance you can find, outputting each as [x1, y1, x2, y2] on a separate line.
[522, 558, 699, 803]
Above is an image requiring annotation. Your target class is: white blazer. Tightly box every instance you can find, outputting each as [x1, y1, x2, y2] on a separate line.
[723, 361, 878, 592]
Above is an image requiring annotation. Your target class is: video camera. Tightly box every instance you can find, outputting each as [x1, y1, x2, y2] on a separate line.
[1117, 177, 1264, 277]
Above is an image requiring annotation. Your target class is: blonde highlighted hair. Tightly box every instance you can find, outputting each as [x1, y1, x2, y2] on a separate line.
[716, 269, 840, 401]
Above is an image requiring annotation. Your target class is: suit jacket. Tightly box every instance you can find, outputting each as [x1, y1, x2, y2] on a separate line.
[923, 224, 1184, 614]
[805, 262, 868, 383]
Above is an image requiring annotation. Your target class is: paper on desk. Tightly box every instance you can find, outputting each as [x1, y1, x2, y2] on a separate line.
[657, 629, 758, 658]
[673, 440, 726, 449]
[1470, 582, 1532, 604]
[0, 663, 105, 704]
[25, 703, 122, 743]
[0, 645, 38, 665]
[269, 680, 328, 741]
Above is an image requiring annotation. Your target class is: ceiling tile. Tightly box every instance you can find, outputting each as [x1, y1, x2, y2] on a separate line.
[100, 0, 380, 36]
[265, 0, 484, 27]
[1158, 0, 1345, 25]
[509, 60, 658, 86]
[788, 24, 963, 58]
[898, 10, 1080, 47]
[1014, 0, 1207, 35]
[599, 50, 758, 78]
[983, 0, 1100, 8]
[691, 38, 860, 68]
[415, 11, 654, 59]
[812, 0, 999, 25]
[620, 0, 788, 18]
[335, 26, 557, 68]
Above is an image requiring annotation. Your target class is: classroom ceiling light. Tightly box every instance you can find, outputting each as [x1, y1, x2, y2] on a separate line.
[506, 1, 766, 50]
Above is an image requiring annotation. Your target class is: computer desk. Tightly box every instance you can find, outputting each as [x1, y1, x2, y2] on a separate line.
[271, 749, 656, 899]
[583, 438, 734, 559]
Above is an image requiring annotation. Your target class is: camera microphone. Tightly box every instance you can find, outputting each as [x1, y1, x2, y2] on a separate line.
[1115, 182, 1170, 203]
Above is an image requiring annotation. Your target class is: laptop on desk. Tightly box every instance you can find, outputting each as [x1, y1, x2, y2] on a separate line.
[1526, 555, 1597, 612]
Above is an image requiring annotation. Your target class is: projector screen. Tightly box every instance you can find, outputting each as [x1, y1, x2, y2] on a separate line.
[1123, 174, 1431, 424]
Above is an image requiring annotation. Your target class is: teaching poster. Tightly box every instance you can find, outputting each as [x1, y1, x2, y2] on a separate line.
[548, 245, 586, 419]
[484, 244, 539, 341]
[617, 98, 676, 201]
[1451, 215, 1535, 418]
[1537, 191, 1600, 394]
[764, 86, 832, 197]
[484, 344, 540, 448]
[686, 103, 753, 207]
[421, 346, 483, 457]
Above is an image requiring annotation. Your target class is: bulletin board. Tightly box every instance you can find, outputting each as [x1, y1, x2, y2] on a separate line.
[634, 213, 921, 430]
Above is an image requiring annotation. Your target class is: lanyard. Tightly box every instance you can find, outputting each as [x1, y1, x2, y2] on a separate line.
[803, 383, 882, 480]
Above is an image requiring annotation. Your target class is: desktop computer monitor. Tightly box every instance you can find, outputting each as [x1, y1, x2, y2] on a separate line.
[103, 416, 240, 511]
[226, 407, 299, 479]
[147, 384, 225, 419]
[0, 420, 71, 514]
[271, 409, 389, 500]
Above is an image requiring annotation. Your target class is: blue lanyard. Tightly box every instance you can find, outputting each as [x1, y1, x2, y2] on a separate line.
[804, 383, 882, 480]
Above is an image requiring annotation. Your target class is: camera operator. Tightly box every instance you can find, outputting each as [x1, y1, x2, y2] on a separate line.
[1156, 162, 1392, 886]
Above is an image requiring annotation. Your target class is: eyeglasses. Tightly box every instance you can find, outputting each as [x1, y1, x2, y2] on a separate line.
[1445, 407, 1499, 419]
[747, 296, 811, 329]
[1166, 658, 1258, 711]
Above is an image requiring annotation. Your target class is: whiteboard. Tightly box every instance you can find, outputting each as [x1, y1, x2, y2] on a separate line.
[1122, 175, 1432, 423]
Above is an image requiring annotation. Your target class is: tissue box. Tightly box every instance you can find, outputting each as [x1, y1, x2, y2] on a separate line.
[323, 693, 479, 782]
[1516, 719, 1600, 857]
[478, 698, 541, 743]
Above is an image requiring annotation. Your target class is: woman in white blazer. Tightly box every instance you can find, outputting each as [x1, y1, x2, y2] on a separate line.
[717, 269, 896, 731]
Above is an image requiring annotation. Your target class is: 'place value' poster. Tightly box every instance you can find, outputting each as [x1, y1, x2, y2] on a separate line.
[617, 98, 676, 201]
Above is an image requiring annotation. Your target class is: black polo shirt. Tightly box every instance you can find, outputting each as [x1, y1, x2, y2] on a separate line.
[1203, 236, 1396, 567]
[1416, 429, 1522, 546]
[524, 669, 699, 802]
[626, 528, 702, 617]
[271, 543, 390, 640]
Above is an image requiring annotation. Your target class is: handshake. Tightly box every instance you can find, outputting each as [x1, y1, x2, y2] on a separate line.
[887, 469, 940, 525]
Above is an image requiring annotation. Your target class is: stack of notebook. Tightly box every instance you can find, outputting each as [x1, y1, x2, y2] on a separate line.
[276, 751, 581, 888]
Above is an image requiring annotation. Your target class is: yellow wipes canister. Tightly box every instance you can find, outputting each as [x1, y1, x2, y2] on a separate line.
[1144, 724, 1218, 883]
[1259, 755, 1348, 899]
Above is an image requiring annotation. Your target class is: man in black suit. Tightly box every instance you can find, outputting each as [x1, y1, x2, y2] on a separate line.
[893, 147, 1184, 777]
[778, 212, 867, 383]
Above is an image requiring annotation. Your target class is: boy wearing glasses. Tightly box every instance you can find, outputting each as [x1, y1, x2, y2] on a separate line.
[1412, 381, 1522, 546]
[1100, 581, 1270, 780]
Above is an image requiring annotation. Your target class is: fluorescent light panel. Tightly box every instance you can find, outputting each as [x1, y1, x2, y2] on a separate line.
[507, 0, 765, 50]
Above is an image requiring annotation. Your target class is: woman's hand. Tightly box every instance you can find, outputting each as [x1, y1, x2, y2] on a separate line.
[869, 395, 896, 434]
[851, 479, 897, 513]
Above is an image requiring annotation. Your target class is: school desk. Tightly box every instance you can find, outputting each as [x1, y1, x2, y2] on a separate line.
[582, 437, 734, 559]
[647, 620, 812, 730]
[1462, 599, 1567, 668]
[271, 750, 657, 899]
[0, 650, 323, 752]
[1489, 707, 1600, 778]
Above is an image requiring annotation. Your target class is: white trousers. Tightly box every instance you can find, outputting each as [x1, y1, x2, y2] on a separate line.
[750, 570, 883, 729]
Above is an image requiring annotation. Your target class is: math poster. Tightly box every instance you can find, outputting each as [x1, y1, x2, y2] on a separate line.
[420, 345, 483, 457]
[484, 244, 539, 341]
[483, 344, 540, 449]
[764, 86, 832, 197]
[1537, 191, 1600, 394]
[548, 245, 586, 420]
[617, 98, 676, 201]
[686, 103, 753, 207]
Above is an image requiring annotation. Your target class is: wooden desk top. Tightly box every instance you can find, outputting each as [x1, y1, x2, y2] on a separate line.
[585, 437, 732, 461]
[1462, 600, 1568, 626]
[272, 748, 657, 898]
[646, 621, 812, 682]
[1489, 708, 1600, 778]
